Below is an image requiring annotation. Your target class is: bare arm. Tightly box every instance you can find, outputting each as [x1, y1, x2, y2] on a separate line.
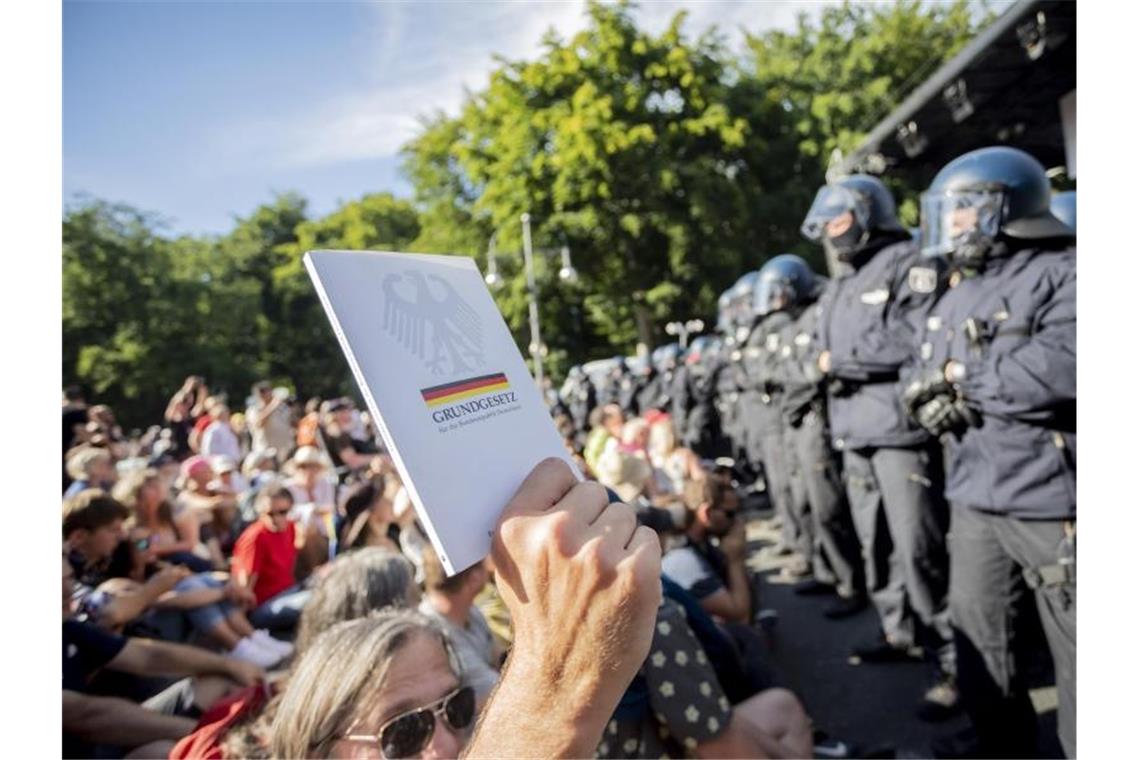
[106, 637, 262, 685]
[63, 690, 195, 747]
[96, 567, 189, 629]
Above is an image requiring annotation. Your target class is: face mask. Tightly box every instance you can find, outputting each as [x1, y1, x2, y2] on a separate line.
[823, 217, 868, 262]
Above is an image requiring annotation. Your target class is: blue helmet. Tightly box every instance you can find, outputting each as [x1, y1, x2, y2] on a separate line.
[801, 174, 906, 261]
[753, 254, 817, 316]
[1050, 191, 1076, 235]
[920, 146, 1073, 263]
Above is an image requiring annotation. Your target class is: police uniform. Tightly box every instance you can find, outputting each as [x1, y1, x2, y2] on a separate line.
[817, 236, 953, 667]
[741, 309, 802, 551]
[909, 244, 1076, 756]
[771, 297, 863, 597]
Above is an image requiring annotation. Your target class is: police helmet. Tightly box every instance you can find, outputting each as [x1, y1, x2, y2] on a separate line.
[752, 254, 817, 316]
[920, 146, 1073, 263]
[716, 289, 733, 335]
[651, 343, 682, 373]
[801, 174, 905, 261]
[729, 271, 760, 328]
[1050, 191, 1076, 235]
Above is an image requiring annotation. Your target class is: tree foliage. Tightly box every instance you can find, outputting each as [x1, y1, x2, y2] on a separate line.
[63, 0, 990, 426]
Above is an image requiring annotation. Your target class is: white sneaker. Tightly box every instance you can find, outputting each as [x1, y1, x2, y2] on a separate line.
[253, 629, 294, 659]
[230, 636, 282, 668]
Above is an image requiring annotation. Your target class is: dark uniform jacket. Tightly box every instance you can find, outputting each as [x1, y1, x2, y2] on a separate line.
[910, 246, 1076, 519]
[741, 310, 797, 435]
[816, 237, 937, 450]
[767, 303, 827, 429]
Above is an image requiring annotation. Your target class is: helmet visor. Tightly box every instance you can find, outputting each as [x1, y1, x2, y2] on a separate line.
[800, 185, 870, 242]
[753, 277, 796, 316]
[919, 189, 1005, 259]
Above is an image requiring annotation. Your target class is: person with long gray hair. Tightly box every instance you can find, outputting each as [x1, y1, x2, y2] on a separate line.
[271, 610, 472, 758]
[173, 547, 421, 759]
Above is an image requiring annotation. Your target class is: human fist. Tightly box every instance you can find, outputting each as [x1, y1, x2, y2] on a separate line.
[490, 458, 661, 744]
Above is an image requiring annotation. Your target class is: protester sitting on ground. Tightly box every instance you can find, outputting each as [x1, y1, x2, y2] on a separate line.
[210, 455, 248, 497]
[201, 405, 243, 462]
[64, 445, 118, 499]
[599, 593, 813, 759]
[174, 548, 420, 759]
[65, 489, 191, 630]
[63, 555, 265, 760]
[175, 455, 236, 569]
[419, 547, 502, 707]
[240, 448, 278, 491]
[583, 403, 624, 473]
[231, 485, 309, 633]
[647, 413, 706, 496]
[338, 477, 402, 555]
[114, 468, 212, 573]
[662, 478, 751, 625]
[270, 611, 471, 758]
[284, 445, 337, 577]
[320, 398, 380, 480]
[248, 381, 295, 462]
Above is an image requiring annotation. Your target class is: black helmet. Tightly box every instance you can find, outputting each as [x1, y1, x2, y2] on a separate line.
[1050, 191, 1076, 235]
[729, 271, 759, 329]
[753, 254, 817, 316]
[801, 174, 905, 261]
[920, 146, 1073, 263]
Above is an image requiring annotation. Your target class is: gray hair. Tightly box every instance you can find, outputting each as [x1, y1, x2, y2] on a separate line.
[294, 547, 418, 656]
[270, 610, 458, 758]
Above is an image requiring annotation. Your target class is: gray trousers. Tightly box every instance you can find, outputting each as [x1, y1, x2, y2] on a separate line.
[787, 411, 862, 596]
[843, 445, 953, 670]
[949, 504, 1076, 758]
[756, 425, 802, 551]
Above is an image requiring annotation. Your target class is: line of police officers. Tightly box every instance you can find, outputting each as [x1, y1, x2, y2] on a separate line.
[556, 146, 1076, 758]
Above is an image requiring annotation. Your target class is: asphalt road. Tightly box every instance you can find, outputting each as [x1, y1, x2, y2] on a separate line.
[739, 504, 1063, 759]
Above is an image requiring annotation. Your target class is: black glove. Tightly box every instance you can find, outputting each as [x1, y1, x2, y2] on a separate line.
[912, 394, 974, 437]
[901, 370, 953, 417]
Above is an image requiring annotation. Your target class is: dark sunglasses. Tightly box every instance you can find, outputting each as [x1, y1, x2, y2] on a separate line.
[346, 685, 475, 758]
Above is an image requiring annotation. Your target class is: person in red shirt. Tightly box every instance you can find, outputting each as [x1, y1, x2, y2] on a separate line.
[232, 486, 309, 633]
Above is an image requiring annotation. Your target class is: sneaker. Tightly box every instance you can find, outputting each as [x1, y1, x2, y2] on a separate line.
[916, 675, 961, 722]
[823, 593, 869, 619]
[813, 729, 854, 759]
[230, 636, 283, 668]
[848, 638, 923, 665]
[253, 629, 295, 660]
[753, 608, 780, 631]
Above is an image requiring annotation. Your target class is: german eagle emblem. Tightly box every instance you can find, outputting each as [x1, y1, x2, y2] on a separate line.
[382, 270, 484, 375]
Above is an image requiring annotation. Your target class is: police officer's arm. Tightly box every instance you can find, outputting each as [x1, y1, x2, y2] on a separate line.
[828, 249, 924, 380]
[957, 265, 1075, 417]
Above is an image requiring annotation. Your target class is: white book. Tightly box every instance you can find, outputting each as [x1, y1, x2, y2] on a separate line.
[304, 249, 578, 575]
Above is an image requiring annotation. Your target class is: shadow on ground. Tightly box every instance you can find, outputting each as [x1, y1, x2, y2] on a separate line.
[739, 503, 1063, 759]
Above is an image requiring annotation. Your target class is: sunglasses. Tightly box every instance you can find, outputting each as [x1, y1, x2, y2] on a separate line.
[346, 685, 475, 758]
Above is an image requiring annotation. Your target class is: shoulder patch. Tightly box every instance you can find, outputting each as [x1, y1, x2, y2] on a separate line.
[860, 288, 890, 305]
[908, 266, 937, 294]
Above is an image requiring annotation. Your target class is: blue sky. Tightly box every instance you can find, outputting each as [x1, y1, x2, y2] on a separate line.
[63, 1, 1005, 237]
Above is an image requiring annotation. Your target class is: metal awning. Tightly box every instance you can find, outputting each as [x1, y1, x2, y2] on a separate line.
[833, 0, 1076, 185]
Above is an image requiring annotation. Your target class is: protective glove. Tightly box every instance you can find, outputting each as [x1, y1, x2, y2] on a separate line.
[913, 394, 975, 437]
[901, 369, 953, 417]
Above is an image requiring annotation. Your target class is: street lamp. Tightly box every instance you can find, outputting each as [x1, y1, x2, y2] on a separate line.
[483, 215, 580, 389]
[665, 318, 705, 349]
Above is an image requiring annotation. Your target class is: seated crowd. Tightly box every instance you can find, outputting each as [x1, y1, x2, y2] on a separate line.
[62, 380, 814, 758]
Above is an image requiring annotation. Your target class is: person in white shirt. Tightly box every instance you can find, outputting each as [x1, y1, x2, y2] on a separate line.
[248, 382, 295, 462]
[200, 405, 242, 463]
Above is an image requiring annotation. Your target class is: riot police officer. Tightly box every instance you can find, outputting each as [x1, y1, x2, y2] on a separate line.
[762, 263, 868, 617]
[902, 147, 1076, 757]
[720, 272, 762, 487]
[739, 257, 810, 560]
[680, 336, 725, 457]
[802, 174, 955, 707]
